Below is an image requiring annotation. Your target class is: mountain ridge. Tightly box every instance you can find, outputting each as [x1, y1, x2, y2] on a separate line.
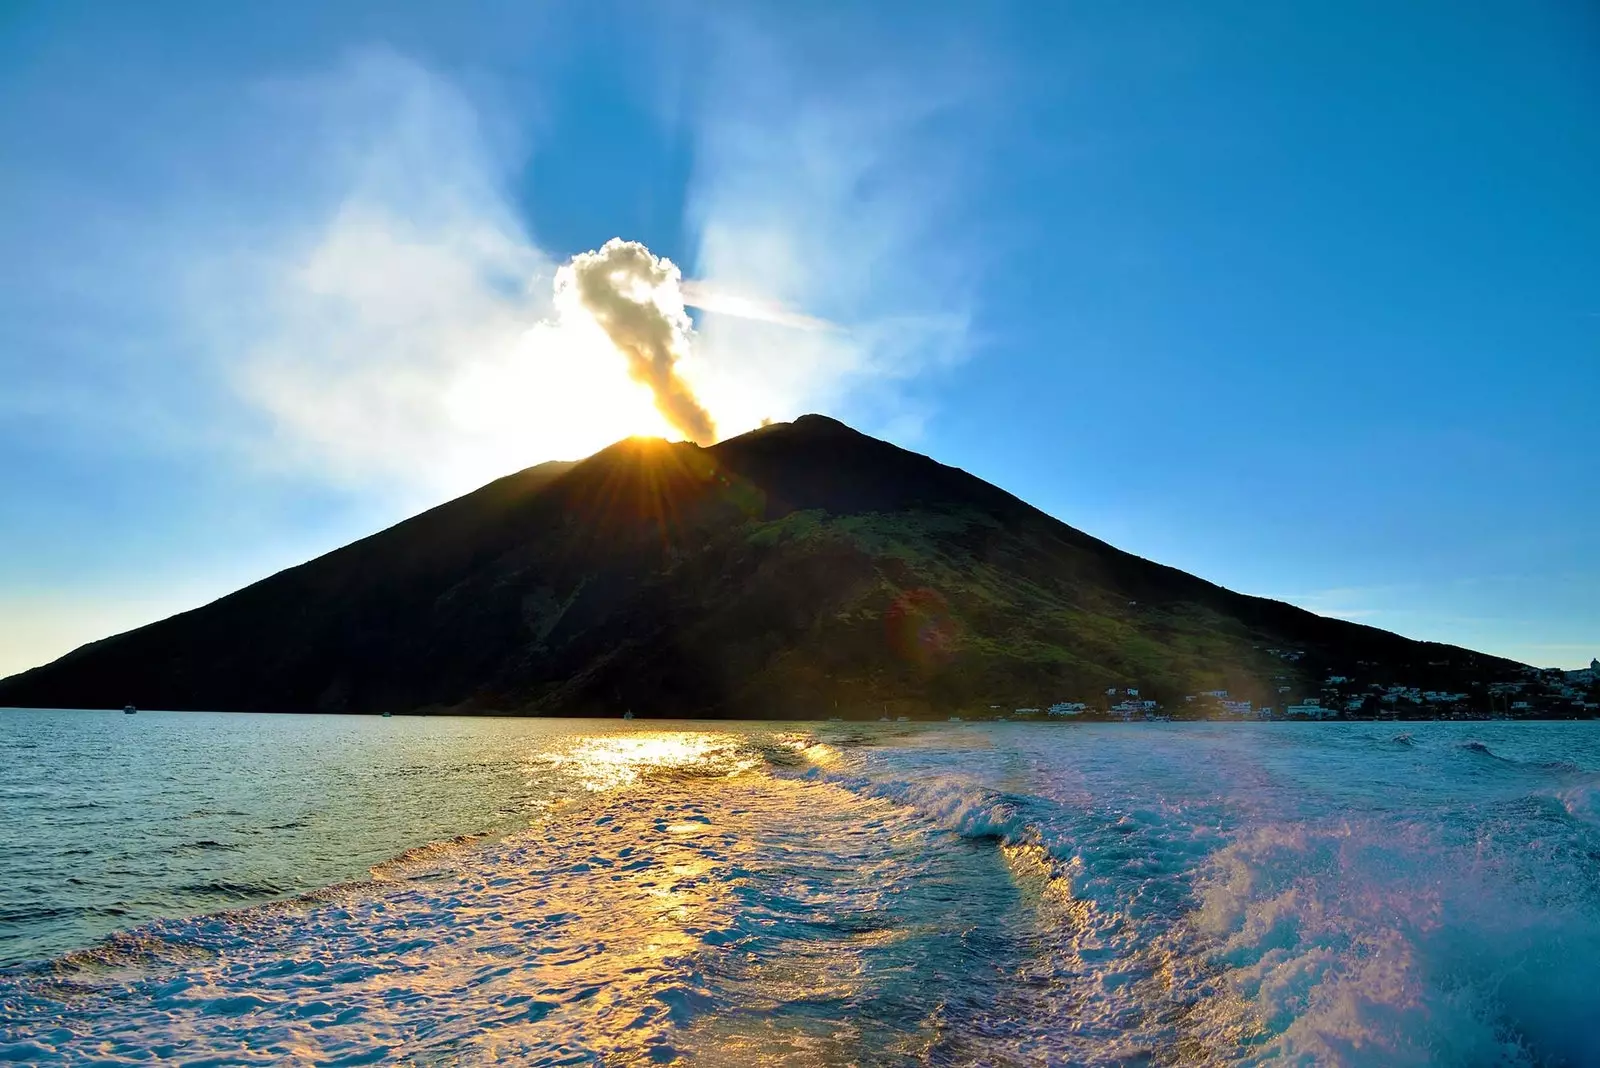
[0, 415, 1526, 717]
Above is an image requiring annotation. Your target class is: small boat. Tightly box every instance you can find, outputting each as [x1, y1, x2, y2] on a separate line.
[382, 710, 392, 718]
[123, 705, 137, 715]
[622, 710, 634, 720]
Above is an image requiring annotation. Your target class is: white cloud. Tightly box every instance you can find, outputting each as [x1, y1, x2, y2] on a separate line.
[134, 34, 988, 502]
[684, 32, 981, 441]
[679, 281, 838, 334]
[187, 51, 671, 501]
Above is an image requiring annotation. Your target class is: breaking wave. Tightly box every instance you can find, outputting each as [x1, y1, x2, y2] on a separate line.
[368, 832, 492, 881]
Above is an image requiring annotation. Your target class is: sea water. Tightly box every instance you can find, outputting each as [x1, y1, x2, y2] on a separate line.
[1, 711, 1597, 1065]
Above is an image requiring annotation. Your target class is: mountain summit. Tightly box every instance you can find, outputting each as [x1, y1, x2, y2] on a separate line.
[0, 416, 1520, 717]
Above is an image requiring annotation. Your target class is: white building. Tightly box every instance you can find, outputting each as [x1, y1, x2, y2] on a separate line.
[1285, 699, 1332, 719]
[1565, 659, 1599, 685]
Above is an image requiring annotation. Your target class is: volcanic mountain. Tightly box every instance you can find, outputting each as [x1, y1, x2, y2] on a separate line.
[0, 415, 1522, 717]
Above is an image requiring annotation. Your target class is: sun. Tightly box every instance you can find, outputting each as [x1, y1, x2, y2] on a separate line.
[439, 310, 772, 486]
[428, 245, 788, 494]
[440, 316, 674, 471]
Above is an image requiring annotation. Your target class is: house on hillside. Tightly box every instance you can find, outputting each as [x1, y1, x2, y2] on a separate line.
[1566, 659, 1600, 686]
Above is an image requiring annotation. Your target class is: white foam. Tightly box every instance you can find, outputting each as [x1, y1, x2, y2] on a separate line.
[6, 720, 1598, 1065]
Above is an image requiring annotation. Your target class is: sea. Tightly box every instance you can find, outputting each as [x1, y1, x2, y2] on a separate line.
[1, 711, 1597, 1066]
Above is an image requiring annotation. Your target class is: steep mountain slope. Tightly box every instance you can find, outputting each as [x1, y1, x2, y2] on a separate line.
[0, 416, 1522, 716]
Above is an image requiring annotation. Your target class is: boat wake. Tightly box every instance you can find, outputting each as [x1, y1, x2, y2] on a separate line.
[3, 723, 1598, 1066]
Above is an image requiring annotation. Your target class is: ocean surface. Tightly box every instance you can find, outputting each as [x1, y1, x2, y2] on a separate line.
[2, 711, 1598, 1066]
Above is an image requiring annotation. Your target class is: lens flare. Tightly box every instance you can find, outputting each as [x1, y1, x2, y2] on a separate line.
[885, 587, 961, 670]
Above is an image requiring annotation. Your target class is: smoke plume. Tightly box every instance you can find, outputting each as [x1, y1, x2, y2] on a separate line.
[558, 238, 717, 445]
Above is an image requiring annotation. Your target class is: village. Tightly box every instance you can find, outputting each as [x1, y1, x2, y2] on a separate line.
[999, 656, 1600, 722]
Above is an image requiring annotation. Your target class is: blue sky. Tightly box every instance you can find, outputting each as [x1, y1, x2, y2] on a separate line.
[1, 1, 1596, 676]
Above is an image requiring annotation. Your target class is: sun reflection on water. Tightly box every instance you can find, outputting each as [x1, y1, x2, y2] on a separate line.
[6, 724, 1067, 1064]
[540, 731, 764, 791]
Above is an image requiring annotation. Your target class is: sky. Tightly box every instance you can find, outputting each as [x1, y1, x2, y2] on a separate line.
[1, 1, 1596, 676]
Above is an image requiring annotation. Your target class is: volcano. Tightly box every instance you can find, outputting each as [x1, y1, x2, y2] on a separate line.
[0, 415, 1522, 717]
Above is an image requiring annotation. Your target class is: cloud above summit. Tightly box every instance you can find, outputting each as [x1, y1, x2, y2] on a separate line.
[560, 239, 716, 445]
[7, 24, 984, 505]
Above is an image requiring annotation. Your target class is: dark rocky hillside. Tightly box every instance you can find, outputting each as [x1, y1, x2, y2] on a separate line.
[0, 415, 1525, 717]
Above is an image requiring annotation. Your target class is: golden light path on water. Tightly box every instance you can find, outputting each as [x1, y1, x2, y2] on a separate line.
[538, 731, 770, 792]
[10, 728, 1025, 1065]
